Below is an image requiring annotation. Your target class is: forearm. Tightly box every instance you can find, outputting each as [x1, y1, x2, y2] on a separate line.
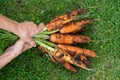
[0, 49, 16, 69]
[0, 14, 19, 35]
[0, 39, 25, 69]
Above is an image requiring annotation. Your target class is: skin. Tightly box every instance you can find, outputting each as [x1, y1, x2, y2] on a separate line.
[0, 14, 44, 69]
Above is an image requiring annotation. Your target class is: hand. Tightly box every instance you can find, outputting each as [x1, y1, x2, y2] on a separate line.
[0, 14, 44, 47]
[17, 21, 44, 47]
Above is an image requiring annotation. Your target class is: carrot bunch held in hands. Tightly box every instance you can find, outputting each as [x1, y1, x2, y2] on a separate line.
[34, 8, 97, 72]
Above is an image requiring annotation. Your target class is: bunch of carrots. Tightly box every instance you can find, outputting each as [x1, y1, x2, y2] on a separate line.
[34, 8, 97, 72]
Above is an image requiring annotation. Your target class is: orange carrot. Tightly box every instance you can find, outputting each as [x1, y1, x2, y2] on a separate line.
[80, 55, 90, 65]
[46, 8, 85, 31]
[50, 33, 91, 44]
[58, 44, 96, 57]
[63, 62, 77, 72]
[80, 55, 87, 61]
[51, 52, 77, 72]
[50, 8, 85, 23]
[38, 46, 47, 53]
[67, 51, 90, 65]
[74, 54, 88, 62]
[53, 48, 90, 70]
[60, 19, 93, 33]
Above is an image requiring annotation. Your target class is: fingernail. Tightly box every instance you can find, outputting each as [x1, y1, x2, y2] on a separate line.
[33, 45, 36, 47]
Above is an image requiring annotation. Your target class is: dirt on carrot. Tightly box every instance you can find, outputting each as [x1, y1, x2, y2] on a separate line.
[46, 8, 85, 31]
[60, 19, 93, 33]
[58, 44, 96, 57]
[50, 33, 91, 44]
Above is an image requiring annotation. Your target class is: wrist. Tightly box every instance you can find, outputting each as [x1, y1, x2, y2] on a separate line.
[12, 39, 25, 56]
[4, 39, 25, 57]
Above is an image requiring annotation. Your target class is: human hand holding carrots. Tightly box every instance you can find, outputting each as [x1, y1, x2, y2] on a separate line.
[0, 8, 97, 71]
[0, 14, 45, 69]
[0, 14, 44, 47]
[17, 22, 44, 47]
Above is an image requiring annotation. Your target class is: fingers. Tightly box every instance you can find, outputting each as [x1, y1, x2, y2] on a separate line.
[38, 23, 44, 32]
[15, 21, 44, 53]
[24, 37, 36, 47]
[22, 42, 33, 52]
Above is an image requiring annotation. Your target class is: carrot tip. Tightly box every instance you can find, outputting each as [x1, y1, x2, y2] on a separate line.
[91, 40, 100, 43]
[94, 18, 100, 21]
[82, 67, 92, 71]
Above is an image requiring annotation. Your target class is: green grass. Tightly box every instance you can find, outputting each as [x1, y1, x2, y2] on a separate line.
[0, 0, 120, 80]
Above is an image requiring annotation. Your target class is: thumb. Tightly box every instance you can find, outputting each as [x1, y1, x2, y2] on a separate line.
[38, 23, 44, 32]
[22, 42, 33, 52]
[25, 37, 36, 47]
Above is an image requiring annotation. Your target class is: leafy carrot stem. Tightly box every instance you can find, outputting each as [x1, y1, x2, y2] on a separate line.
[35, 40, 55, 51]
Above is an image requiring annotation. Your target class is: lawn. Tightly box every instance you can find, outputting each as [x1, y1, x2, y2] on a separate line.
[0, 0, 120, 80]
